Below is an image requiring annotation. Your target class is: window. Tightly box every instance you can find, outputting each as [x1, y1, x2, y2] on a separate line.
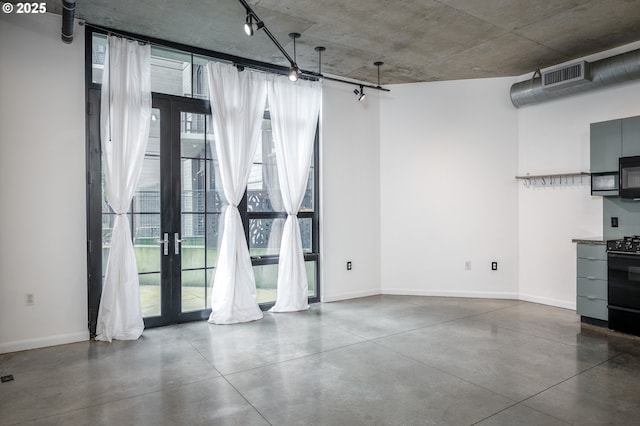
[86, 29, 319, 332]
[248, 114, 318, 302]
[92, 34, 210, 99]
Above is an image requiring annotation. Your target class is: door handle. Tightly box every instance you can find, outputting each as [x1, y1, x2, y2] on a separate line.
[175, 232, 182, 255]
[158, 233, 169, 256]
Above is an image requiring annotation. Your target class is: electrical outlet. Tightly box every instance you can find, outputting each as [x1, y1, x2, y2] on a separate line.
[465, 261, 471, 270]
[25, 293, 34, 306]
[346, 261, 352, 271]
[491, 262, 498, 271]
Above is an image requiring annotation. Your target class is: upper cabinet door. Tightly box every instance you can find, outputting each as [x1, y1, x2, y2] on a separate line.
[622, 116, 640, 157]
[591, 119, 622, 173]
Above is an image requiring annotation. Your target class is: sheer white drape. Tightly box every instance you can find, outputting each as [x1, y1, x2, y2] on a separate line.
[265, 149, 284, 253]
[97, 37, 151, 342]
[207, 62, 267, 324]
[256, 149, 284, 285]
[267, 76, 321, 312]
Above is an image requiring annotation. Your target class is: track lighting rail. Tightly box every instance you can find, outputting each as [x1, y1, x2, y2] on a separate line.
[85, 18, 389, 93]
[237, 0, 388, 92]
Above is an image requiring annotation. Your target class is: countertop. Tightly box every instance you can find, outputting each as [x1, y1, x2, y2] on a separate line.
[572, 237, 607, 245]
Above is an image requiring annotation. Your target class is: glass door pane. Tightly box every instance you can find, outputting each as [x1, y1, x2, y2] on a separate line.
[133, 111, 162, 317]
[179, 111, 221, 313]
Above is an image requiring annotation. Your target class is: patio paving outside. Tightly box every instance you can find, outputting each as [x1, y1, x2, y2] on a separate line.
[139, 284, 278, 317]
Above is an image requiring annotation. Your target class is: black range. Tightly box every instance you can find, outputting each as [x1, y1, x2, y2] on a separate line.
[607, 236, 640, 336]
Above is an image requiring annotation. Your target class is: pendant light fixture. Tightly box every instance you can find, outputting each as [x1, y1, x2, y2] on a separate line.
[288, 32, 301, 82]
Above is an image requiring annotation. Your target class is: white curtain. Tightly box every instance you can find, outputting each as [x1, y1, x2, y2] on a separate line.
[265, 148, 284, 253]
[97, 37, 151, 342]
[267, 76, 321, 312]
[256, 146, 284, 285]
[207, 62, 267, 324]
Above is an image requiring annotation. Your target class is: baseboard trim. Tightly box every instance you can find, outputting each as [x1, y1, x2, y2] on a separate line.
[0, 331, 89, 354]
[321, 289, 381, 303]
[518, 293, 576, 310]
[381, 288, 520, 300]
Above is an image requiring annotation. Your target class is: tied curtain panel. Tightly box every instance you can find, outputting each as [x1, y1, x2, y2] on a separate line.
[97, 36, 152, 342]
[207, 62, 267, 324]
[268, 76, 321, 312]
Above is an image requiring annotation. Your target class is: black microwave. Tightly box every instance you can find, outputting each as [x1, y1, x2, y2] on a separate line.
[619, 156, 640, 198]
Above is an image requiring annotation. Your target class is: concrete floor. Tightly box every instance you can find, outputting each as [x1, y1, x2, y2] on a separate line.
[1, 295, 640, 425]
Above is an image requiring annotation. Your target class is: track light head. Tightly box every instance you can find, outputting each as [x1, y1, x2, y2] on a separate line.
[354, 85, 366, 102]
[288, 65, 300, 82]
[244, 14, 254, 36]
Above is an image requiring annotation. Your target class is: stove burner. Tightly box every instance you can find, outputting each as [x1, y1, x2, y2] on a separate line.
[607, 236, 640, 253]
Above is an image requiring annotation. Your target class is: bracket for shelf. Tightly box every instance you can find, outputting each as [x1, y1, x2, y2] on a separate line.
[515, 172, 590, 187]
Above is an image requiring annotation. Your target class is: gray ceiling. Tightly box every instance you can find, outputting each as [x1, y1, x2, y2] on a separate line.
[46, 0, 640, 85]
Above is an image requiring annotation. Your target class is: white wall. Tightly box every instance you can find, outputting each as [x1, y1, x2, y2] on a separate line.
[320, 80, 381, 301]
[0, 13, 88, 353]
[518, 65, 640, 309]
[379, 78, 519, 298]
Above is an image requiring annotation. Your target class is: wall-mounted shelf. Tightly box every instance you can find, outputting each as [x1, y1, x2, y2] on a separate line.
[516, 172, 590, 187]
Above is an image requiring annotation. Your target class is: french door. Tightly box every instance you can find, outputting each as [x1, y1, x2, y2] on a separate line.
[147, 95, 220, 326]
[87, 90, 218, 331]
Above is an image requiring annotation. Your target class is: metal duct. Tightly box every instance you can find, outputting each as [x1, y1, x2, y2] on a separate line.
[61, 0, 76, 44]
[510, 48, 640, 107]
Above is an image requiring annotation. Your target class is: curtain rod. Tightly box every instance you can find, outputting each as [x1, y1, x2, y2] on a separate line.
[83, 22, 390, 93]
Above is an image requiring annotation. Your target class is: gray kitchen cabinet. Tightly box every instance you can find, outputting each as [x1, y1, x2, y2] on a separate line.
[622, 116, 640, 157]
[590, 119, 621, 173]
[576, 243, 608, 321]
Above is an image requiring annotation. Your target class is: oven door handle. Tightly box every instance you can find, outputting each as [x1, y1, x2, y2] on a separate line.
[608, 305, 640, 314]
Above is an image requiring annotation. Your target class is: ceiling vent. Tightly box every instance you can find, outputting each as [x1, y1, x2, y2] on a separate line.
[542, 61, 591, 90]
